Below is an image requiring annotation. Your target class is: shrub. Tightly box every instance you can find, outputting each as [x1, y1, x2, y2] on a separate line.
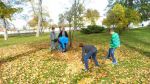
[81, 25, 105, 34]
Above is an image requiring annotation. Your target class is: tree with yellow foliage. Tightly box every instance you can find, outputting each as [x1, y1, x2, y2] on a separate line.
[0, 1, 20, 40]
[103, 3, 141, 34]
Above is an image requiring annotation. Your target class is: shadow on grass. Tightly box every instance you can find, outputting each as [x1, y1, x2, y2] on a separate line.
[123, 35, 150, 46]
[0, 33, 36, 38]
[121, 32, 150, 57]
[122, 42, 150, 57]
[0, 42, 49, 66]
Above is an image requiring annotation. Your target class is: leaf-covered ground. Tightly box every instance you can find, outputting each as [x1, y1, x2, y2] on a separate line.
[0, 28, 150, 83]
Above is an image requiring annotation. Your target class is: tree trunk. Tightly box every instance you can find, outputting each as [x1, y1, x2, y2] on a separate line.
[123, 23, 130, 31]
[73, 0, 78, 30]
[69, 22, 72, 47]
[30, 0, 36, 16]
[3, 18, 8, 40]
[36, 0, 42, 37]
[128, 0, 133, 8]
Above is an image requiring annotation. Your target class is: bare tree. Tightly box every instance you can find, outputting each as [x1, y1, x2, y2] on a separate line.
[63, 0, 85, 47]
[2, 18, 8, 40]
[36, 0, 42, 37]
[65, 10, 73, 47]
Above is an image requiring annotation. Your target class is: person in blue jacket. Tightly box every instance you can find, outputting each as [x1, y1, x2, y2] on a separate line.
[106, 28, 120, 64]
[59, 36, 69, 52]
[58, 27, 69, 52]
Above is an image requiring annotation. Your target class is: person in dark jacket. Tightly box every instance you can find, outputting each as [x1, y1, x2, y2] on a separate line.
[58, 27, 69, 52]
[58, 27, 68, 38]
[79, 43, 100, 71]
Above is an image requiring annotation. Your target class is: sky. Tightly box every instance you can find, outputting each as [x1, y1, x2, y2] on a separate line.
[1, 0, 149, 29]
[43, 0, 108, 24]
[11, 0, 108, 29]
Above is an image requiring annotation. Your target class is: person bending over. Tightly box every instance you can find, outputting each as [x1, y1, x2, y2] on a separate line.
[79, 43, 100, 71]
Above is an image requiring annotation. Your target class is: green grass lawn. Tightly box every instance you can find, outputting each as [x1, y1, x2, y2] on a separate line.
[75, 27, 150, 57]
[0, 27, 150, 83]
[0, 33, 49, 47]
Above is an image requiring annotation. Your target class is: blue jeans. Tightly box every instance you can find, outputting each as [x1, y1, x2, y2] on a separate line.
[59, 42, 67, 52]
[107, 48, 117, 63]
[84, 50, 99, 70]
[58, 41, 62, 50]
[50, 41, 56, 50]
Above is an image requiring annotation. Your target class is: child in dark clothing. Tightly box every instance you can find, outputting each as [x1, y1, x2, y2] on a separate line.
[79, 43, 100, 71]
